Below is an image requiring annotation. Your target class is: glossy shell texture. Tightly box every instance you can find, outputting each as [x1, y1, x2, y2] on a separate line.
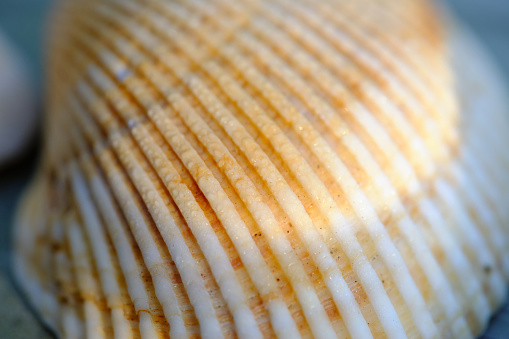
[13, 0, 509, 338]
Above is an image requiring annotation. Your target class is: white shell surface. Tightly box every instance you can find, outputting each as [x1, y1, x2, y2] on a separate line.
[0, 30, 36, 165]
[13, 0, 509, 338]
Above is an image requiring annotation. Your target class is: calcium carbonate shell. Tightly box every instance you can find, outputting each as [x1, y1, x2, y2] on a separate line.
[13, 0, 509, 338]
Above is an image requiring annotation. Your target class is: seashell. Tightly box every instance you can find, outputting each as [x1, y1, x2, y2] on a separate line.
[0, 30, 36, 165]
[13, 0, 509, 337]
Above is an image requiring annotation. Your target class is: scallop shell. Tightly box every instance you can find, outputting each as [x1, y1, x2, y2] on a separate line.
[13, 0, 509, 338]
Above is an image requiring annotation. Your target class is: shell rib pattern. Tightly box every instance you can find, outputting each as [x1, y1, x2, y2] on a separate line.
[13, 0, 509, 338]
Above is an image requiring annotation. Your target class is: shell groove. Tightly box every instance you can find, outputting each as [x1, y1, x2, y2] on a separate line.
[14, 0, 509, 338]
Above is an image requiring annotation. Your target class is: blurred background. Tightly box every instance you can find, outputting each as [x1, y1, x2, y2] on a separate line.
[0, 0, 507, 337]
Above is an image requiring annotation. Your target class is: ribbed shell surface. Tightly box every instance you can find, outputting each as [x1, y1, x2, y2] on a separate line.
[13, 0, 509, 338]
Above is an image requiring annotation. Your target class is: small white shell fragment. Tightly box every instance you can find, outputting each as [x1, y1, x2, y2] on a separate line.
[0, 31, 36, 165]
